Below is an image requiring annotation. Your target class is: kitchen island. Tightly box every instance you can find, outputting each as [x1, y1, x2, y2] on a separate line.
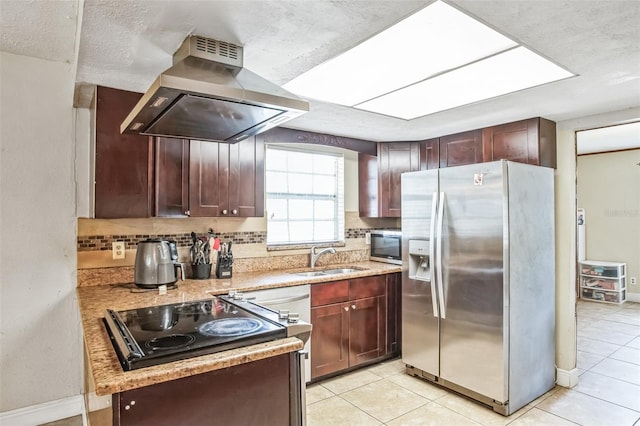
[77, 262, 401, 423]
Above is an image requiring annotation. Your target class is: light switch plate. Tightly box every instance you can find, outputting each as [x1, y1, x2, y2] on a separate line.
[112, 241, 125, 259]
[365, 232, 371, 245]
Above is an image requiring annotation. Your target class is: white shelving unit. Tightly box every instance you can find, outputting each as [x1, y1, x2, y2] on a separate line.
[579, 260, 627, 304]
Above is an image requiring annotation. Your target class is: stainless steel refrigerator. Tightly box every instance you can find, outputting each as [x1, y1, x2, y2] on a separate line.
[401, 160, 555, 416]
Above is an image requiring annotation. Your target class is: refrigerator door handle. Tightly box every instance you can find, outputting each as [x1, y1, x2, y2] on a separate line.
[429, 192, 439, 317]
[436, 191, 446, 319]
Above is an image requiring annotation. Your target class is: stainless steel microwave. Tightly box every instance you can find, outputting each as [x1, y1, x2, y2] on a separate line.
[369, 230, 402, 265]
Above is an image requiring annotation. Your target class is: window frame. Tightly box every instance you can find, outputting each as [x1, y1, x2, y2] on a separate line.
[265, 144, 345, 248]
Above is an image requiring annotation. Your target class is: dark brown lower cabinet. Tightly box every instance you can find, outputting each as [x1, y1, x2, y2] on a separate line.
[310, 274, 399, 380]
[349, 295, 386, 366]
[113, 353, 294, 426]
[385, 272, 401, 354]
[310, 302, 350, 378]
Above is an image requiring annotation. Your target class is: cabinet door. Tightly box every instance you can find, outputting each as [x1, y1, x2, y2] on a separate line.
[227, 136, 265, 217]
[349, 295, 386, 367]
[358, 153, 379, 218]
[311, 303, 350, 379]
[155, 138, 189, 217]
[420, 138, 440, 170]
[378, 142, 420, 217]
[188, 140, 227, 217]
[113, 352, 291, 426]
[385, 273, 401, 355]
[439, 129, 483, 168]
[482, 117, 556, 168]
[95, 86, 153, 218]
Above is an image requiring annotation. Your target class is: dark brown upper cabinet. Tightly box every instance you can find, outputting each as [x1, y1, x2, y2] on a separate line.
[358, 153, 379, 218]
[94, 86, 154, 218]
[482, 117, 557, 168]
[439, 129, 483, 168]
[155, 137, 189, 217]
[377, 142, 421, 217]
[156, 137, 264, 218]
[420, 138, 440, 170]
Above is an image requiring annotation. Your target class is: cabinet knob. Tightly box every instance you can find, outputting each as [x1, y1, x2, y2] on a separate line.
[351, 304, 356, 310]
[184, 210, 190, 217]
[222, 209, 228, 215]
[232, 209, 238, 215]
[344, 306, 349, 312]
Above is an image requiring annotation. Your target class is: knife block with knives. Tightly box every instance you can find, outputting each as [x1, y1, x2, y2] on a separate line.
[215, 241, 233, 279]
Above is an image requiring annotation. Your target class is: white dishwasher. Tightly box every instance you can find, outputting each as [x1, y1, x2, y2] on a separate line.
[244, 284, 311, 382]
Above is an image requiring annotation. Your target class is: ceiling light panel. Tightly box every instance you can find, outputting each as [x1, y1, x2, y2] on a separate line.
[283, 1, 517, 106]
[356, 47, 574, 119]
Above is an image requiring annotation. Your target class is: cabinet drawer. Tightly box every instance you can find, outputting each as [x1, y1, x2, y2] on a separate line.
[581, 287, 626, 304]
[312, 280, 349, 307]
[580, 276, 626, 291]
[349, 275, 386, 299]
[579, 261, 625, 278]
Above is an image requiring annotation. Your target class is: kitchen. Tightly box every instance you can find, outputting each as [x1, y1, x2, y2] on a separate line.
[1, 0, 639, 425]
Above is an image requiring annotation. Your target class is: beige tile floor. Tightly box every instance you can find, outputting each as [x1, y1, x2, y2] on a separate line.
[42, 300, 640, 426]
[306, 300, 640, 426]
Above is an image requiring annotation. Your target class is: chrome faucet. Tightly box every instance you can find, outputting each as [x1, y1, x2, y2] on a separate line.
[310, 246, 337, 268]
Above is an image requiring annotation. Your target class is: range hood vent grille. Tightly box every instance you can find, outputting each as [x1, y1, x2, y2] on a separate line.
[120, 35, 308, 144]
[194, 37, 240, 62]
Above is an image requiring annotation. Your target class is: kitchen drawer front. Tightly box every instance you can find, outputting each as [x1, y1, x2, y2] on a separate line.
[349, 275, 386, 300]
[311, 280, 349, 307]
[581, 287, 626, 304]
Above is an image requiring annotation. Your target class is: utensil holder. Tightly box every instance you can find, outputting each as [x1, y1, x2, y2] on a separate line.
[192, 263, 212, 279]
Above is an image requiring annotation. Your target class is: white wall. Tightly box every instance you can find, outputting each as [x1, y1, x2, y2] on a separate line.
[554, 106, 640, 385]
[577, 149, 640, 297]
[0, 52, 81, 411]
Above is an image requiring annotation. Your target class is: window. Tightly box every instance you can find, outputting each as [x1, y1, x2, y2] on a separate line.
[266, 146, 345, 245]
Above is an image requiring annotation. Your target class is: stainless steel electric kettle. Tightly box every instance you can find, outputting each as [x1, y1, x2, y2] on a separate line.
[134, 239, 185, 288]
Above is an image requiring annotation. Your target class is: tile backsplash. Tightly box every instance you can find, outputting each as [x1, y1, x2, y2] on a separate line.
[77, 231, 266, 252]
[76, 213, 399, 275]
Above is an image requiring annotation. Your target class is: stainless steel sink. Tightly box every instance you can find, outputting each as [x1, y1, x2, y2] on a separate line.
[290, 267, 365, 277]
[321, 268, 363, 275]
[292, 271, 329, 277]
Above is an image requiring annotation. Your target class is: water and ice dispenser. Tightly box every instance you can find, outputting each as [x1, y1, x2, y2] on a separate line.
[408, 239, 431, 282]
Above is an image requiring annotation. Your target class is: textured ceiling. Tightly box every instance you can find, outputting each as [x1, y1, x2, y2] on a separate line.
[1, 0, 639, 151]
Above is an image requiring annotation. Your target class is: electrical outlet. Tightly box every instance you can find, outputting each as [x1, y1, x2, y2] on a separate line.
[365, 232, 371, 245]
[631, 277, 637, 286]
[112, 241, 125, 260]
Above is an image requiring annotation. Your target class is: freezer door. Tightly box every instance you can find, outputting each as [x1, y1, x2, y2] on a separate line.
[401, 170, 440, 377]
[437, 161, 507, 402]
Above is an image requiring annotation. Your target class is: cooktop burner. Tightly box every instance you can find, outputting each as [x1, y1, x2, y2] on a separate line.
[146, 334, 196, 350]
[199, 318, 263, 337]
[103, 296, 287, 371]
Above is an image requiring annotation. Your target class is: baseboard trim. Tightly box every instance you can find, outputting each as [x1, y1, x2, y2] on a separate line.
[626, 293, 640, 303]
[0, 395, 86, 426]
[556, 367, 580, 388]
[87, 391, 111, 412]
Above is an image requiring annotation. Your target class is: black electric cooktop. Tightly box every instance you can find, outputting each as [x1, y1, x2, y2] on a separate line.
[104, 296, 287, 371]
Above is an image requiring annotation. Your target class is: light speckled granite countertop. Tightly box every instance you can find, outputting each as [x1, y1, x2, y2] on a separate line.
[78, 261, 401, 395]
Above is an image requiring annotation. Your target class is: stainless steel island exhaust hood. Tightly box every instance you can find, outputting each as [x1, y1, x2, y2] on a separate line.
[121, 36, 309, 143]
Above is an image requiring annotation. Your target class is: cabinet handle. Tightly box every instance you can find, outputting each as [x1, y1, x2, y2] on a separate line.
[232, 209, 238, 215]
[184, 210, 190, 217]
[222, 209, 228, 215]
[343, 306, 349, 312]
[351, 304, 356, 310]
